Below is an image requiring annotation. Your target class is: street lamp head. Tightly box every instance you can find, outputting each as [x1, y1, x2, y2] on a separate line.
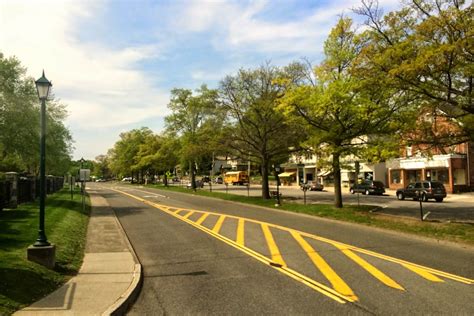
[35, 70, 52, 100]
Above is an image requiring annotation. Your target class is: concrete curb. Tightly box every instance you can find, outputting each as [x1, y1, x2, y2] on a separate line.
[103, 264, 143, 316]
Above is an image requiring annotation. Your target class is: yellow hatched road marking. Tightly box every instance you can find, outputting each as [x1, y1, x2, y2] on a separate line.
[212, 215, 226, 234]
[110, 188, 474, 291]
[334, 244, 404, 290]
[182, 211, 194, 219]
[401, 264, 444, 282]
[237, 218, 245, 245]
[110, 188, 353, 304]
[290, 231, 358, 301]
[195, 213, 210, 225]
[261, 224, 286, 267]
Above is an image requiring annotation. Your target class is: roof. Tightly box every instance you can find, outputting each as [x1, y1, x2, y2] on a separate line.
[279, 172, 296, 177]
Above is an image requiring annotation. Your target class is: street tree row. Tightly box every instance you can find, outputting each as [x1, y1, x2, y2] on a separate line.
[102, 0, 473, 207]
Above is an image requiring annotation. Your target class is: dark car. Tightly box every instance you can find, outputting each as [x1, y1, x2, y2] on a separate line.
[186, 180, 204, 189]
[214, 176, 223, 184]
[396, 181, 446, 202]
[307, 181, 324, 191]
[350, 180, 385, 195]
[201, 176, 211, 183]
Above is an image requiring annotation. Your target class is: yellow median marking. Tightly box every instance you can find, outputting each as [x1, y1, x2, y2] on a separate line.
[212, 215, 226, 234]
[334, 244, 404, 290]
[195, 213, 210, 225]
[110, 188, 353, 304]
[261, 223, 287, 267]
[291, 231, 358, 301]
[401, 264, 444, 283]
[110, 188, 473, 298]
[237, 218, 245, 246]
[183, 210, 195, 219]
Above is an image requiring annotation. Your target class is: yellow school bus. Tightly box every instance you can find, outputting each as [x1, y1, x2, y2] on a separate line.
[224, 171, 249, 185]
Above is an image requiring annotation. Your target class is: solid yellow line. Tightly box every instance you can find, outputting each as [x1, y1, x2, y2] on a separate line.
[334, 245, 404, 290]
[195, 213, 210, 225]
[261, 223, 286, 267]
[291, 231, 358, 301]
[109, 188, 353, 304]
[401, 264, 444, 282]
[183, 211, 194, 219]
[212, 215, 226, 234]
[109, 188, 474, 285]
[237, 218, 245, 246]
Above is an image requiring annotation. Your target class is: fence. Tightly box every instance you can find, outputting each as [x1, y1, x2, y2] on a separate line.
[0, 174, 64, 211]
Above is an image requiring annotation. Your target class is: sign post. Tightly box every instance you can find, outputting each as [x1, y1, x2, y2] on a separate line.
[79, 169, 90, 212]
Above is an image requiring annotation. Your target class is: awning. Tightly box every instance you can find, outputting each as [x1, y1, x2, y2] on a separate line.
[317, 171, 331, 177]
[279, 172, 296, 177]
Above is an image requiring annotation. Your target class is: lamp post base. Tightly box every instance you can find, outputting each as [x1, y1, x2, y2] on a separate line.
[27, 244, 56, 269]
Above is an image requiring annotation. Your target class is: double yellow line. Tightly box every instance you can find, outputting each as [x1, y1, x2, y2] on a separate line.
[111, 188, 474, 304]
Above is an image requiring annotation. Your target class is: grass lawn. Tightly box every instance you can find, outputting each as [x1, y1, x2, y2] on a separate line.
[0, 188, 90, 315]
[144, 183, 474, 245]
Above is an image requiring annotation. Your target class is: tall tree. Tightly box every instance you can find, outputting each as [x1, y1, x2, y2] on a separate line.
[355, 0, 474, 145]
[219, 63, 306, 199]
[165, 85, 221, 189]
[279, 18, 405, 208]
[0, 53, 73, 174]
[108, 127, 153, 180]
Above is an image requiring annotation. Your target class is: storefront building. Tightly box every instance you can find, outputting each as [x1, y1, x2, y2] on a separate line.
[387, 153, 471, 193]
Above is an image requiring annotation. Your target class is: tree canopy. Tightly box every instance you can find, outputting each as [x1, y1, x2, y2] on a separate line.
[0, 53, 73, 175]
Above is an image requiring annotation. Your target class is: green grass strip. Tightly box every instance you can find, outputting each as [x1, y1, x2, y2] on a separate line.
[0, 187, 90, 315]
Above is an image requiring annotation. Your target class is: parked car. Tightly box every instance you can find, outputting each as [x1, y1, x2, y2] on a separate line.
[350, 180, 385, 195]
[95, 178, 106, 182]
[201, 176, 211, 183]
[186, 180, 204, 189]
[396, 181, 446, 202]
[214, 176, 223, 184]
[121, 177, 132, 182]
[307, 181, 324, 191]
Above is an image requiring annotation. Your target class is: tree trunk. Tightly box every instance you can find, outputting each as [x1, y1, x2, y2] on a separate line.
[332, 151, 343, 208]
[190, 161, 196, 190]
[164, 174, 168, 187]
[261, 158, 270, 199]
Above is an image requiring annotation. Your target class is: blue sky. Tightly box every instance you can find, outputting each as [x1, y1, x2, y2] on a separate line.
[1, 0, 401, 160]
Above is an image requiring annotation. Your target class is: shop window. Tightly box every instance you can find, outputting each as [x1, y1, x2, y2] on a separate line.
[438, 169, 449, 183]
[407, 170, 421, 182]
[391, 170, 401, 184]
[453, 169, 466, 185]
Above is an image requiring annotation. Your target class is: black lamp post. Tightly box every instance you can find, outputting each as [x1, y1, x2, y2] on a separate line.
[34, 71, 52, 247]
[273, 164, 281, 206]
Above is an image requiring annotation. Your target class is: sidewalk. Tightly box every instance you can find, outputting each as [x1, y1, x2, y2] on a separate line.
[14, 191, 142, 316]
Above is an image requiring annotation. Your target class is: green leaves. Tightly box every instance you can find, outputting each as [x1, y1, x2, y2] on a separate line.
[0, 53, 73, 174]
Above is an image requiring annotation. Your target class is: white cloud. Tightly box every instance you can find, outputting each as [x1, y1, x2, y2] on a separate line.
[174, 0, 402, 54]
[0, 0, 170, 159]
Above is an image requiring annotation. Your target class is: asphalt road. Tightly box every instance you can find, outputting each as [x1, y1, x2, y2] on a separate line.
[90, 183, 474, 315]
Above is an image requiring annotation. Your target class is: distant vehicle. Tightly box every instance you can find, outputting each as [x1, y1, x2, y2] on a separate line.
[224, 171, 248, 185]
[186, 180, 204, 189]
[214, 176, 223, 184]
[307, 181, 324, 191]
[121, 177, 132, 182]
[201, 176, 211, 183]
[95, 178, 106, 182]
[350, 180, 385, 195]
[172, 177, 180, 183]
[396, 181, 446, 202]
